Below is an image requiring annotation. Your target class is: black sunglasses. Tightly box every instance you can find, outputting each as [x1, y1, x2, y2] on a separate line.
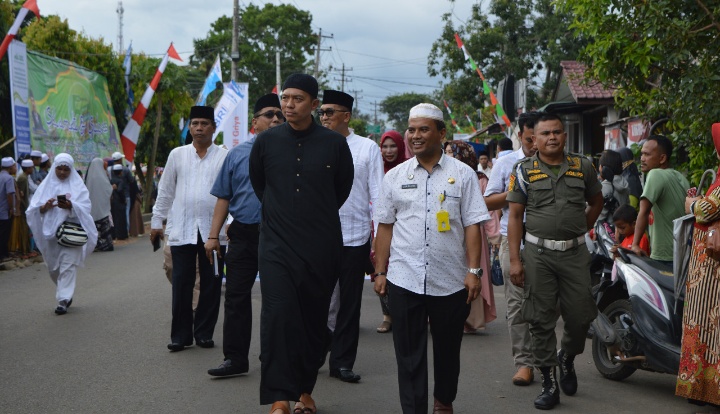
[255, 110, 284, 120]
[316, 108, 349, 117]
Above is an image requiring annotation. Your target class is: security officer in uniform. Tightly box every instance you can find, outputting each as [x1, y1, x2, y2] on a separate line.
[506, 112, 603, 410]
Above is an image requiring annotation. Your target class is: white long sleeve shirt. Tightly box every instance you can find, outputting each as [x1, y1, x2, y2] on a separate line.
[151, 144, 228, 246]
[484, 148, 526, 236]
[339, 133, 384, 246]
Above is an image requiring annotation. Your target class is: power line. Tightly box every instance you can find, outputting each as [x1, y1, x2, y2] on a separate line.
[352, 75, 439, 88]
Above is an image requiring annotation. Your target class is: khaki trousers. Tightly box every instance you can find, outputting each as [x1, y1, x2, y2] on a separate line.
[500, 235, 533, 368]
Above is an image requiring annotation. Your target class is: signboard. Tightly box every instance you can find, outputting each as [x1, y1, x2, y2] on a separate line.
[627, 118, 648, 146]
[367, 124, 382, 135]
[215, 81, 249, 149]
[9, 41, 122, 168]
[604, 127, 624, 150]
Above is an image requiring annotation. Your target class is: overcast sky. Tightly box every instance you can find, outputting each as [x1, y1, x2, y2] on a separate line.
[37, 0, 482, 119]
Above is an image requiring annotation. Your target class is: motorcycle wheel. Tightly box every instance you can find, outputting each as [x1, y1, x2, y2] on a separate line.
[592, 299, 637, 381]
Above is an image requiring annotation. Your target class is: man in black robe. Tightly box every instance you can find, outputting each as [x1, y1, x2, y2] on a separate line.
[249, 73, 354, 414]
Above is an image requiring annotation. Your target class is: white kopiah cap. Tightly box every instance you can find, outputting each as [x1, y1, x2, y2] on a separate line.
[111, 151, 124, 160]
[408, 103, 444, 122]
[21, 159, 34, 168]
[30, 150, 42, 157]
[1, 157, 14, 167]
[112, 164, 123, 171]
[41, 153, 49, 163]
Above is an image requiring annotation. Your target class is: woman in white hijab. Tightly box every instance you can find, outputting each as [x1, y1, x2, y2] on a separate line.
[26, 153, 97, 315]
[84, 158, 114, 251]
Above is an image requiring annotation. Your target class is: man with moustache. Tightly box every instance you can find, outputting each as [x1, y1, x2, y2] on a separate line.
[318, 89, 383, 383]
[506, 112, 603, 410]
[205, 93, 284, 377]
[483, 111, 539, 386]
[249, 74, 354, 414]
[151, 106, 228, 352]
[374, 103, 489, 414]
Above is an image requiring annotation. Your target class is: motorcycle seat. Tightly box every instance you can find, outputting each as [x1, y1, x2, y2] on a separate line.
[628, 254, 675, 292]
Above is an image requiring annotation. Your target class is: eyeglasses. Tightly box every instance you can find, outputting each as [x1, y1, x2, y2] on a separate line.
[254, 110, 284, 120]
[316, 108, 349, 117]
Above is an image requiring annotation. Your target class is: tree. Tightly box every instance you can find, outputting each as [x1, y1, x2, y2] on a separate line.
[380, 92, 435, 132]
[556, 0, 720, 181]
[191, 3, 315, 102]
[427, 0, 584, 112]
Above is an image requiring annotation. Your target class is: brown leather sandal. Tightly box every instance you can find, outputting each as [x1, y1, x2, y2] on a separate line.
[270, 401, 290, 414]
[293, 393, 317, 414]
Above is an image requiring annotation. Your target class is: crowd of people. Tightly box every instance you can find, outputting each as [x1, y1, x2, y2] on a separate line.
[5, 71, 720, 413]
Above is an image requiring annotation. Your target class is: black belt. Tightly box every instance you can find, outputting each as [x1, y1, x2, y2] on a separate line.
[230, 221, 259, 231]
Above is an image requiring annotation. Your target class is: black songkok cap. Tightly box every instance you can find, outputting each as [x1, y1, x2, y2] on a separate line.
[322, 90, 354, 112]
[189, 106, 215, 122]
[254, 93, 281, 114]
[282, 73, 318, 99]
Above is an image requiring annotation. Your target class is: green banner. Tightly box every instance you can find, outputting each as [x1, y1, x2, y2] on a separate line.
[26, 51, 121, 169]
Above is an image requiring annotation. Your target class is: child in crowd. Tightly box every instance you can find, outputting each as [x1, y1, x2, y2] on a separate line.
[610, 204, 650, 257]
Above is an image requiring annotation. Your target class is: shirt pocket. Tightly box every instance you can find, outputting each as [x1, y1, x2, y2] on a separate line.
[529, 178, 554, 207]
[443, 190, 462, 219]
[564, 177, 586, 205]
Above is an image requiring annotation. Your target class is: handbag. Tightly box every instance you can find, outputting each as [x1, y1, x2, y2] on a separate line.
[705, 223, 720, 261]
[491, 246, 504, 286]
[56, 221, 88, 247]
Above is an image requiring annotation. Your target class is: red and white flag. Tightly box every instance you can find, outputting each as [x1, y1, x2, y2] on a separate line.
[0, 0, 40, 61]
[121, 43, 182, 162]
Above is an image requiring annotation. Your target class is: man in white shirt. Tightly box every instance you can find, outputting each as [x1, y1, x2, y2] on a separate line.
[319, 90, 384, 383]
[150, 106, 228, 352]
[374, 103, 489, 414]
[483, 111, 539, 386]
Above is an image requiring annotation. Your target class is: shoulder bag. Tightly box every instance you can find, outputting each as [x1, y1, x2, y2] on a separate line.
[56, 221, 88, 247]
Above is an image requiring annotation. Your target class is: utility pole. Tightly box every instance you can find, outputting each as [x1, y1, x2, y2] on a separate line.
[348, 89, 363, 114]
[313, 28, 333, 79]
[275, 29, 281, 93]
[231, 0, 239, 82]
[339, 63, 353, 92]
[116, 1, 124, 53]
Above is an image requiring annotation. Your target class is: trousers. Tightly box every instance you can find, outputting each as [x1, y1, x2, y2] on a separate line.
[169, 231, 224, 344]
[521, 242, 597, 367]
[499, 235, 533, 368]
[222, 221, 259, 370]
[389, 282, 469, 414]
[49, 261, 77, 303]
[329, 238, 371, 371]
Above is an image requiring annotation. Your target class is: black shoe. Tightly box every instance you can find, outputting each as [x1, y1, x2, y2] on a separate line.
[208, 359, 248, 377]
[330, 368, 361, 383]
[167, 342, 187, 352]
[196, 339, 215, 348]
[67, 298, 73, 308]
[534, 366, 560, 410]
[55, 300, 69, 315]
[557, 349, 577, 396]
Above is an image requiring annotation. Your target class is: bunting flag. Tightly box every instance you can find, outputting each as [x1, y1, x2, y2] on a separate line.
[122, 42, 134, 119]
[453, 33, 511, 127]
[121, 43, 182, 162]
[443, 100, 461, 132]
[465, 114, 477, 133]
[0, 0, 40, 61]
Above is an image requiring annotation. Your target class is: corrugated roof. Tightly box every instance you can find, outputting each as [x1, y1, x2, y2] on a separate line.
[560, 61, 615, 103]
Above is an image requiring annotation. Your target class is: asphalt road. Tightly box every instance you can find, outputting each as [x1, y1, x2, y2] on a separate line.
[0, 237, 705, 414]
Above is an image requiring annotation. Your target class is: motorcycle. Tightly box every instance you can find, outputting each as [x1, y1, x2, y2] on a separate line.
[588, 219, 616, 288]
[590, 248, 683, 380]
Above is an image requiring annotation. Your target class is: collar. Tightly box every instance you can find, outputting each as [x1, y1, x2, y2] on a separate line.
[410, 152, 449, 171]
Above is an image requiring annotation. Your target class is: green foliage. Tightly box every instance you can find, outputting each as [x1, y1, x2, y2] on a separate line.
[191, 3, 315, 102]
[556, 0, 720, 183]
[380, 92, 435, 132]
[349, 118, 368, 138]
[427, 0, 584, 113]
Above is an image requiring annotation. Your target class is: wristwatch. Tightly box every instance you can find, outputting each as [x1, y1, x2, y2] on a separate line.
[468, 268, 483, 279]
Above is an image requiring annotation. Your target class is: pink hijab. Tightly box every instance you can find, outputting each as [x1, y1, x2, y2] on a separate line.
[381, 130, 408, 173]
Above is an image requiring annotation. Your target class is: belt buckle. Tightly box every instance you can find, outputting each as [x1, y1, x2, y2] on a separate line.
[556, 240, 566, 251]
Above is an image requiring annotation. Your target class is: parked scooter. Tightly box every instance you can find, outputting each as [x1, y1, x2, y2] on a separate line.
[588, 219, 615, 288]
[590, 248, 683, 380]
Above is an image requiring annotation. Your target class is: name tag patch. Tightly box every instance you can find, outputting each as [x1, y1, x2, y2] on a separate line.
[401, 184, 417, 189]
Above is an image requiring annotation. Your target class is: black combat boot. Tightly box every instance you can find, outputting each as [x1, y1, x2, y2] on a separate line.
[534, 366, 560, 410]
[557, 349, 577, 396]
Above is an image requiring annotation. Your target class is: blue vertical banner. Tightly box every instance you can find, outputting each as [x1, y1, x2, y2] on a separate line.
[180, 55, 222, 143]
